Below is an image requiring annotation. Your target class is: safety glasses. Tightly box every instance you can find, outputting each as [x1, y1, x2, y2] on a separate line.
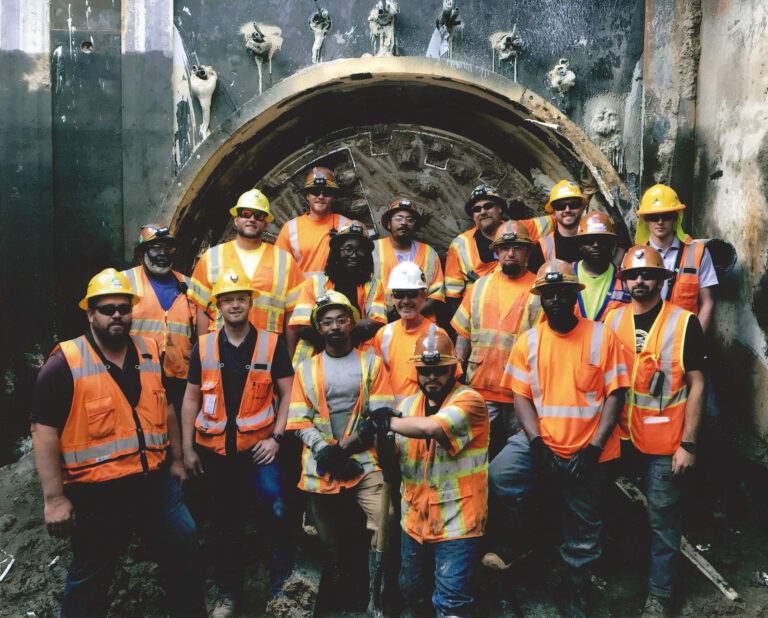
[236, 209, 267, 221]
[551, 199, 582, 211]
[623, 269, 661, 281]
[643, 212, 677, 223]
[416, 364, 451, 376]
[471, 203, 497, 214]
[95, 303, 132, 316]
[307, 188, 335, 197]
[392, 289, 419, 299]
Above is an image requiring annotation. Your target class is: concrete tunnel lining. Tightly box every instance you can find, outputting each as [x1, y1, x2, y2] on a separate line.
[159, 57, 628, 270]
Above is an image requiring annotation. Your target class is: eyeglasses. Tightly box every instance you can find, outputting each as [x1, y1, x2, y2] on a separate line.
[318, 316, 351, 328]
[236, 209, 267, 221]
[95, 303, 132, 316]
[392, 289, 419, 299]
[643, 212, 677, 223]
[551, 199, 582, 211]
[391, 215, 416, 224]
[471, 202, 497, 214]
[146, 243, 177, 255]
[340, 244, 367, 257]
[307, 188, 334, 197]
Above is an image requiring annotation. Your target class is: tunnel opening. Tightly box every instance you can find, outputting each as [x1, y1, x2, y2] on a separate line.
[159, 57, 629, 271]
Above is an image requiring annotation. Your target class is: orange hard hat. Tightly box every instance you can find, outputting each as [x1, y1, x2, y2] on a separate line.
[576, 211, 616, 237]
[409, 329, 460, 367]
[531, 259, 585, 295]
[490, 220, 533, 248]
[618, 245, 673, 280]
[303, 166, 339, 191]
[381, 198, 423, 228]
[329, 220, 374, 253]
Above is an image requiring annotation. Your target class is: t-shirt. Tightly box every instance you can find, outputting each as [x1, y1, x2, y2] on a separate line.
[633, 301, 706, 371]
[321, 350, 363, 440]
[31, 331, 141, 432]
[648, 237, 719, 299]
[578, 265, 615, 321]
[147, 274, 183, 312]
[474, 228, 497, 263]
[527, 229, 582, 273]
[234, 243, 267, 280]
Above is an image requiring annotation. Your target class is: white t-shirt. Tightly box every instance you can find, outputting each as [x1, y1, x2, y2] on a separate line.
[648, 237, 718, 299]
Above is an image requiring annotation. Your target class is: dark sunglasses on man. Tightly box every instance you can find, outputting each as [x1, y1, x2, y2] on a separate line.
[470, 203, 497, 214]
[236, 209, 267, 221]
[643, 212, 678, 223]
[392, 289, 419, 299]
[95, 303, 132, 316]
[550, 199, 583, 212]
[307, 187, 335, 197]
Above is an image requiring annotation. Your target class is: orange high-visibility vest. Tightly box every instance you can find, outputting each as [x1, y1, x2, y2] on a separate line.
[189, 241, 303, 334]
[397, 383, 489, 542]
[539, 233, 556, 261]
[122, 266, 198, 379]
[372, 237, 445, 310]
[503, 319, 629, 461]
[451, 270, 541, 401]
[286, 350, 394, 493]
[288, 272, 387, 366]
[573, 262, 630, 322]
[194, 329, 278, 455]
[521, 215, 556, 243]
[667, 240, 706, 315]
[57, 335, 168, 484]
[604, 302, 692, 455]
[444, 228, 498, 299]
[276, 213, 351, 277]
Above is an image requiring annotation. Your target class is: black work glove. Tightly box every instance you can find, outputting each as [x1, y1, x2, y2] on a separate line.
[567, 444, 603, 481]
[332, 457, 364, 481]
[356, 416, 376, 447]
[367, 407, 402, 433]
[529, 436, 558, 473]
[314, 443, 347, 476]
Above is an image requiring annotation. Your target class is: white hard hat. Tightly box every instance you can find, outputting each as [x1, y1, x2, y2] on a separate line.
[387, 261, 428, 290]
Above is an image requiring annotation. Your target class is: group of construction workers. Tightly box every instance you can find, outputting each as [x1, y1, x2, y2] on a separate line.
[30, 164, 719, 618]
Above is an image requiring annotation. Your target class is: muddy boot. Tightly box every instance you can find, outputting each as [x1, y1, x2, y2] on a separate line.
[640, 594, 671, 618]
[368, 550, 384, 617]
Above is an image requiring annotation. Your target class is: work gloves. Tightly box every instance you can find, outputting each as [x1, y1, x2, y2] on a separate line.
[314, 443, 364, 481]
[529, 436, 559, 473]
[357, 407, 402, 444]
[567, 444, 603, 481]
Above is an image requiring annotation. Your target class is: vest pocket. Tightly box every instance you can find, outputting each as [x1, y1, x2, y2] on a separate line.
[85, 396, 115, 439]
[672, 277, 699, 312]
[428, 483, 474, 537]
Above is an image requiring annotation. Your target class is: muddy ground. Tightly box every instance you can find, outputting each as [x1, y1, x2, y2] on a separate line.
[2, 449, 768, 617]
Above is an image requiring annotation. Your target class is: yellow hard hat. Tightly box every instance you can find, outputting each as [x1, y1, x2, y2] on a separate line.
[229, 189, 274, 222]
[303, 166, 339, 191]
[329, 220, 375, 253]
[531, 259, 585, 295]
[618, 245, 673, 280]
[210, 268, 256, 304]
[311, 290, 361, 329]
[79, 268, 140, 310]
[408, 329, 459, 367]
[545, 180, 588, 213]
[637, 184, 685, 216]
[490, 220, 533, 248]
[576, 211, 616, 237]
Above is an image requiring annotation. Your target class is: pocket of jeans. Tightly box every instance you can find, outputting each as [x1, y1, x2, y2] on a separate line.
[85, 396, 116, 439]
[647, 460, 680, 508]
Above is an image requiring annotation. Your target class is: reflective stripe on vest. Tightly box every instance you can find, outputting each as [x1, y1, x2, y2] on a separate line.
[288, 219, 301, 262]
[58, 335, 167, 481]
[540, 234, 556, 261]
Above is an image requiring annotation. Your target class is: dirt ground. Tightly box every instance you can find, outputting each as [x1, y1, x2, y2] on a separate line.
[2, 449, 768, 617]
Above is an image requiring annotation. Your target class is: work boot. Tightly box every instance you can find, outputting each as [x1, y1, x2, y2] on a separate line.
[640, 594, 671, 618]
[368, 550, 384, 618]
[211, 594, 236, 618]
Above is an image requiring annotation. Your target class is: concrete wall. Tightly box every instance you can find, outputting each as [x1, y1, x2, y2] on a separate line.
[693, 0, 768, 438]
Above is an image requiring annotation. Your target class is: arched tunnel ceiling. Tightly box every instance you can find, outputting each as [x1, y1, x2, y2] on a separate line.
[160, 57, 628, 271]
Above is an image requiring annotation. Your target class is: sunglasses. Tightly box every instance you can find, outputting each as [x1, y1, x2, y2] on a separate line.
[307, 188, 335, 197]
[416, 365, 452, 376]
[392, 289, 419, 299]
[95, 303, 132, 316]
[551, 199, 582, 211]
[471, 203, 497, 214]
[146, 243, 177, 255]
[624, 269, 662, 281]
[643, 212, 677, 223]
[236, 209, 267, 221]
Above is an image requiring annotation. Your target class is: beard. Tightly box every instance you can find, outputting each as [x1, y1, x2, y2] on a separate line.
[92, 320, 131, 349]
[143, 254, 172, 278]
[501, 262, 522, 276]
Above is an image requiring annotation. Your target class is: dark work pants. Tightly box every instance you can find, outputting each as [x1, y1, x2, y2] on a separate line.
[61, 468, 205, 618]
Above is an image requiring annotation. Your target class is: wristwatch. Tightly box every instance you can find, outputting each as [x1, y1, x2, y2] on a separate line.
[270, 433, 283, 444]
[679, 441, 696, 455]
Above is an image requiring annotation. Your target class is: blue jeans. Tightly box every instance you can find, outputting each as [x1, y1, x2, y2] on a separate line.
[489, 431, 604, 568]
[61, 468, 205, 617]
[399, 531, 481, 618]
[199, 449, 293, 598]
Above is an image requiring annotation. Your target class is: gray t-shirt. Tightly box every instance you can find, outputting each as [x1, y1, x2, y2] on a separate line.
[322, 350, 363, 440]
